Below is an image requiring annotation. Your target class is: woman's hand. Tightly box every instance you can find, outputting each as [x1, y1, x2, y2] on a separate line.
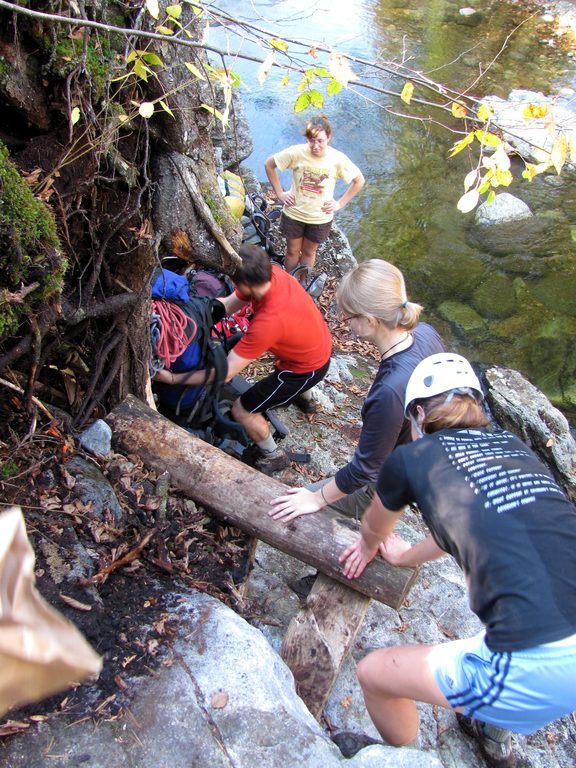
[377, 533, 412, 567]
[321, 198, 340, 214]
[339, 538, 378, 580]
[269, 488, 322, 522]
[278, 190, 296, 207]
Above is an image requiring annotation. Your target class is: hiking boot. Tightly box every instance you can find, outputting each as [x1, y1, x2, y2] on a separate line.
[457, 713, 516, 768]
[254, 447, 291, 475]
[330, 731, 383, 758]
[293, 394, 319, 414]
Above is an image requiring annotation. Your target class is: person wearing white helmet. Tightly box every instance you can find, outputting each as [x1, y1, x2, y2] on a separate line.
[339, 353, 576, 768]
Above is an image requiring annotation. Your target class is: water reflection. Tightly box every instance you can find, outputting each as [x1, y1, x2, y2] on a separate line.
[212, 0, 576, 418]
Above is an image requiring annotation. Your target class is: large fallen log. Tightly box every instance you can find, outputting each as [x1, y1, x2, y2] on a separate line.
[106, 396, 418, 609]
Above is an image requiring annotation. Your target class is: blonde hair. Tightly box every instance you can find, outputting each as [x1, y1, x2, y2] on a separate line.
[416, 393, 489, 433]
[336, 259, 422, 331]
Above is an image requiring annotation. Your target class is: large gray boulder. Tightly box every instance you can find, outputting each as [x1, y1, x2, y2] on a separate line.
[474, 192, 532, 225]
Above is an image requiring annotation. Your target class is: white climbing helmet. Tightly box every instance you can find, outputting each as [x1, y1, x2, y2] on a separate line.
[404, 353, 483, 415]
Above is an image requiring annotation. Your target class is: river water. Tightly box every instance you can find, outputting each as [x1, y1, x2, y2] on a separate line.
[212, 0, 576, 420]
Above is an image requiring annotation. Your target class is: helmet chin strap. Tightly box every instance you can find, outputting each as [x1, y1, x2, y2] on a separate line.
[409, 412, 424, 439]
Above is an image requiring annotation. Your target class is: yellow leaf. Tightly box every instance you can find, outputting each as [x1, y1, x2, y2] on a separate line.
[280, 74, 289, 87]
[184, 61, 206, 80]
[495, 168, 513, 186]
[145, 0, 159, 19]
[156, 25, 174, 35]
[451, 102, 467, 119]
[448, 132, 475, 157]
[71, 106, 80, 126]
[474, 130, 502, 147]
[522, 103, 548, 120]
[477, 103, 493, 122]
[138, 102, 155, 118]
[550, 133, 568, 175]
[400, 81, 414, 105]
[457, 189, 480, 213]
[269, 37, 288, 52]
[257, 53, 275, 86]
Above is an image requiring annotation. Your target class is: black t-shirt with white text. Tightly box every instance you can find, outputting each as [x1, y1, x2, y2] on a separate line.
[377, 428, 576, 651]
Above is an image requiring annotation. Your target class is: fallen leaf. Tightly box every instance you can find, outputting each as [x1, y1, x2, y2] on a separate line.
[211, 691, 229, 709]
[340, 695, 352, 709]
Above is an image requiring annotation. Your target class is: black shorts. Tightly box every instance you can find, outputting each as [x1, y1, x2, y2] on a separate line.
[240, 358, 331, 413]
[280, 213, 332, 244]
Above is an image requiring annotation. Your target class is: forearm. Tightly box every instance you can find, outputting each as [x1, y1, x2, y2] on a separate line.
[154, 368, 214, 386]
[264, 159, 284, 198]
[393, 534, 446, 568]
[337, 173, 365, 208]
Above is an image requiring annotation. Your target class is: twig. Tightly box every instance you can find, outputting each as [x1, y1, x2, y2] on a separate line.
[81, 528, 156, 584]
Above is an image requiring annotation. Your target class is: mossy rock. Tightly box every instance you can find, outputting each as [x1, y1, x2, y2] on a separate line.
[529, 267, 576, 318]
[437, 301, 486, 334]
[472, 273, 517, 319]
[0, 142, 65, 340]
[409, 242, 487, 304]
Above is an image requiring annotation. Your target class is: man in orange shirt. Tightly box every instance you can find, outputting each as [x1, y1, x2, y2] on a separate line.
[157, 245, 332, 474]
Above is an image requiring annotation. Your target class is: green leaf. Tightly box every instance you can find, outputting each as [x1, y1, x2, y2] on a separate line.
[326, 79, 342, 96]
[141, 52, 164, 66]
[457, 189, 480, 213]
[313, 67, 330, 78]
[486, 190, 496, 204]
[166, 4, 182, 19]
[184, 61, 206, 80]
[477, 176, 492, 195]
[159, 100, 175, 118]
[294, 92, 312, 113]
[184, 1, 203, 16]
[71, 106, 80, 126]
[133, 59, 150, 81]
[309, 89, 324, 108]
[138, 102, 155, 118]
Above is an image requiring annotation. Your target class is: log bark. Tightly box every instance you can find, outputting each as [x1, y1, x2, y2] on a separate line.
[281, 573, 371, 719]
[105, 395, 418, 608]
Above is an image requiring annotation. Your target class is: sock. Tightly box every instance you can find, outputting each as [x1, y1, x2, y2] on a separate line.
[256, 433, 277, 454]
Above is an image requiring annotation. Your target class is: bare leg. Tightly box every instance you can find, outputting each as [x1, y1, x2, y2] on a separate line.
[299, 237, 320, 270]
[356, 644, 452, 747]
[283, 237, 304, 273]
[231, 398, 270, 442]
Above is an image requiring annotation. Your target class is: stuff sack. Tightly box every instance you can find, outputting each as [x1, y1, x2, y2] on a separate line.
[0, 507, 102, 717]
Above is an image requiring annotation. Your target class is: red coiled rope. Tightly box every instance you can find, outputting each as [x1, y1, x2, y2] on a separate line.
[152, 300, 197, 367]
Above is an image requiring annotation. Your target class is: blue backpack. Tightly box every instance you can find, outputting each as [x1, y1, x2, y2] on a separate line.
[150, 269, 228, 423]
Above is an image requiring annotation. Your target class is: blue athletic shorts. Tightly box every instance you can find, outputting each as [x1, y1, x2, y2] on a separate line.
[429, 630, 576, 734]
